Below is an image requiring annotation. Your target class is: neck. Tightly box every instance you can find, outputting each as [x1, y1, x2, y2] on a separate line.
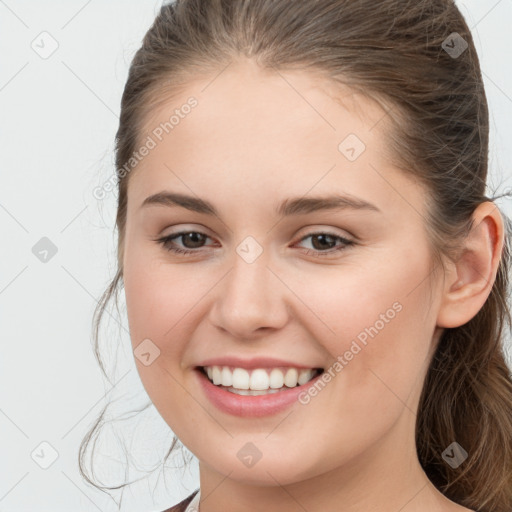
[196, 409, 462, 512]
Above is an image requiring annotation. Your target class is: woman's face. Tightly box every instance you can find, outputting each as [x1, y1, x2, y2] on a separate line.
[123, 59, 444, 486]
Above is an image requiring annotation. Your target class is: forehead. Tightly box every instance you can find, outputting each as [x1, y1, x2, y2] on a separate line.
[127, 59, 422, 220]
[141, 59, 389, 149]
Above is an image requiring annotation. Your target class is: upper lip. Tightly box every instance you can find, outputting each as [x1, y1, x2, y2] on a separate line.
[196, 356, 323, 370]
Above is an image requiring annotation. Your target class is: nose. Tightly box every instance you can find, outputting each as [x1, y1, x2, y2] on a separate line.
[208, 250, 290, 340]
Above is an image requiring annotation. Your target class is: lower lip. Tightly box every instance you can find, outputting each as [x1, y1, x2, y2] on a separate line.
[195, 368, 323, 417]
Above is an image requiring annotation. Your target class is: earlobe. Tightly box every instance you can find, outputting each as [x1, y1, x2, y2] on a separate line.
[436, 202, 504, 329]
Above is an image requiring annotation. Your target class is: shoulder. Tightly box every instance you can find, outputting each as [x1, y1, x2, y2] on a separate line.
[160, 489, 200, 512]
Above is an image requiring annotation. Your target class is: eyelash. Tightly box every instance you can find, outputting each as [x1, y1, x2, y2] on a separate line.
[154, 230, 355, 258]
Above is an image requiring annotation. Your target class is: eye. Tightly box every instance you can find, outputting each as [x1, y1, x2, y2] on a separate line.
[154, 230, 355, 258]
[155, 231, 215, 255]
[294, 232, 355, 258]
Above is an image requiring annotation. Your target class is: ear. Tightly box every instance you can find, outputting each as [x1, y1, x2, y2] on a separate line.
[436, 202, 505, 329]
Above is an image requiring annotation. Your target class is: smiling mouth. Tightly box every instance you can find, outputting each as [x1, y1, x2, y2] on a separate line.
[199, 365, 324, 395]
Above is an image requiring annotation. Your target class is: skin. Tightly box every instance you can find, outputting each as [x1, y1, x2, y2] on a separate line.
[122, 58, 503, 512]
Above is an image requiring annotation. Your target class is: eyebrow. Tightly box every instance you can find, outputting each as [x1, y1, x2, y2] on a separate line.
[140, 191, 381, 216]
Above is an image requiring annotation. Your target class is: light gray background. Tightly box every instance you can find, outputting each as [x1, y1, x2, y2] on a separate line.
[1, 1, 511, 511]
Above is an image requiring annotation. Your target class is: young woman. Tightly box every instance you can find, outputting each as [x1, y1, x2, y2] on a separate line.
[81, 1, 512, 511]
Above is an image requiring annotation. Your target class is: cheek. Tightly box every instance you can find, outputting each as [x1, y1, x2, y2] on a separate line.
[299, 250, 436, 407]
[123, 255, 205, 423]
[123, 253, 219, 383]
[124, 252, 195, 342]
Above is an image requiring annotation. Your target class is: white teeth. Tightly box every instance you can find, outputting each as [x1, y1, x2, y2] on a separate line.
[250, 368, 270, 390]
[284, 368, 298, 387]
[212, 366, 222, 385]
[298, 369, 314, 385]
[203, 365, 319, 392]
[232, 368, 250, 389]
[269, 368, 284, 389]
[221, 367, 232, 386]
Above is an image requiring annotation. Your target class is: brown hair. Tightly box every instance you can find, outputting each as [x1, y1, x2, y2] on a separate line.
[81, 1, 512, 510]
